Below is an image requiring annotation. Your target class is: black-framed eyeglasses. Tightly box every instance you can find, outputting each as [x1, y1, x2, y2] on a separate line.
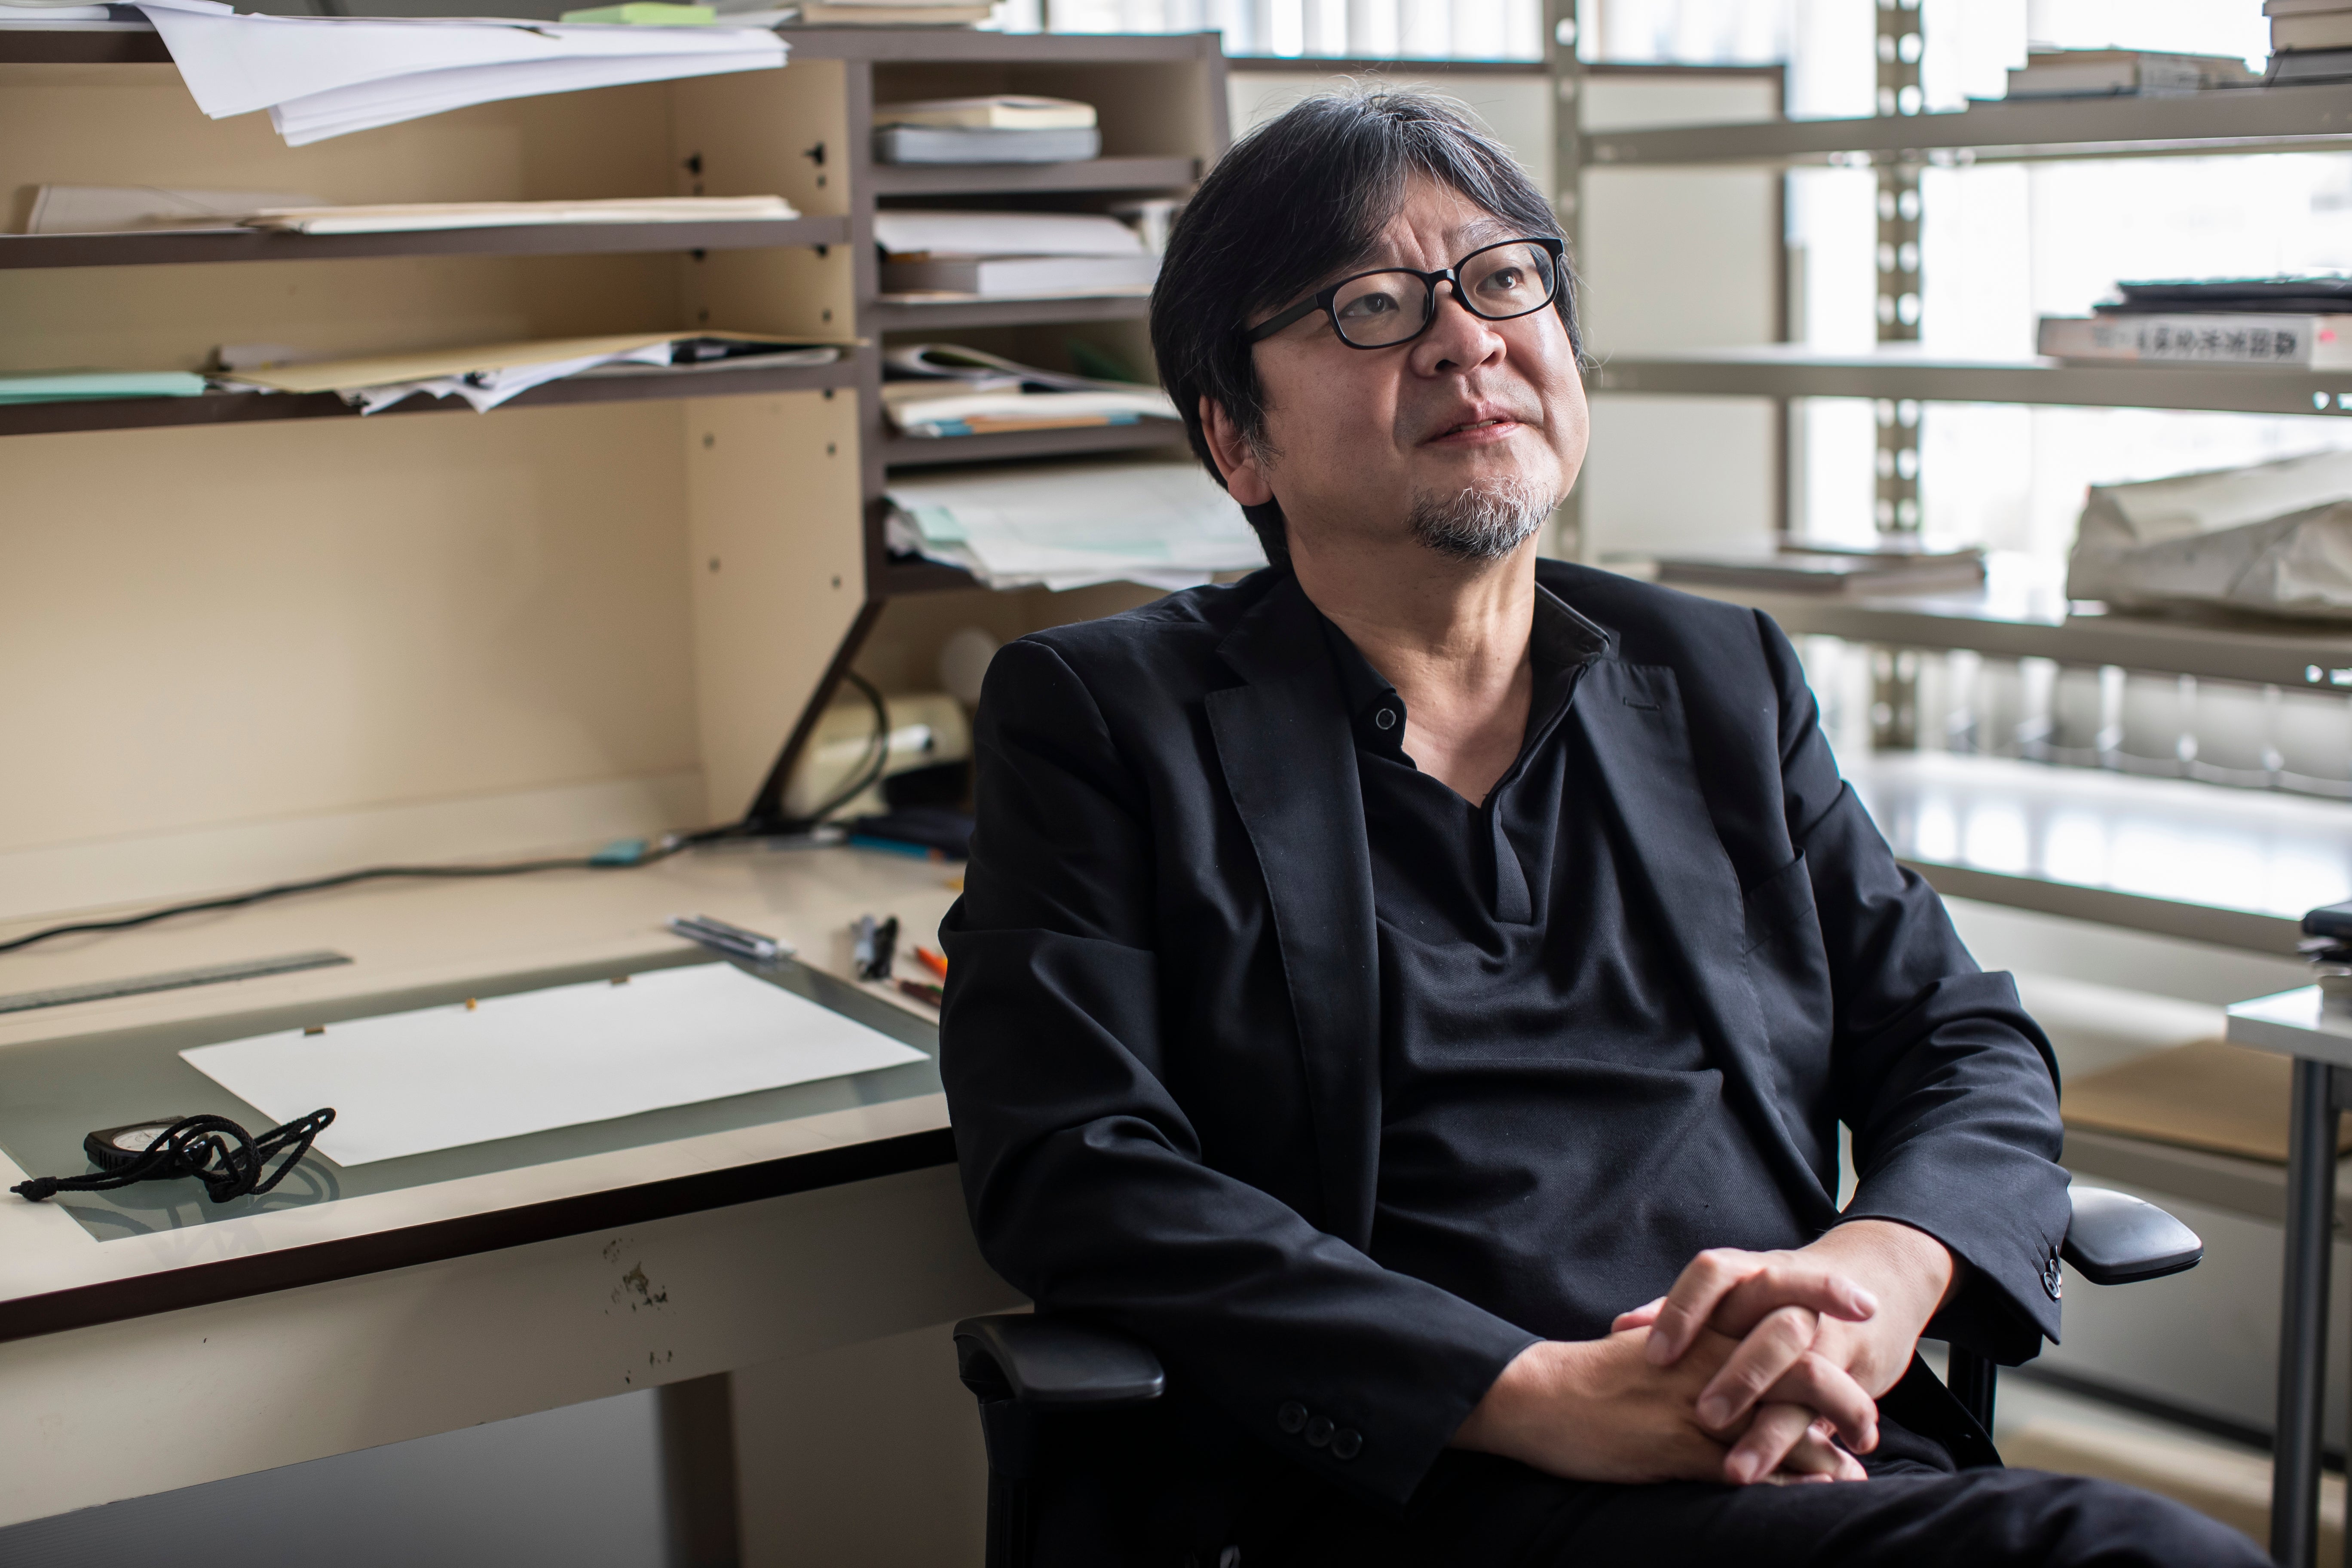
[1245, 236, 1566, 349]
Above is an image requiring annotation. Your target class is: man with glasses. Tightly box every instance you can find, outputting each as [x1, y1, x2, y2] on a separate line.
[939, 91, 2251, 1565]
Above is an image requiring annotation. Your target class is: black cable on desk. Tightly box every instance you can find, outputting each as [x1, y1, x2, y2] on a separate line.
[0, 673, 901, 960]
[0, 830, 726, 957]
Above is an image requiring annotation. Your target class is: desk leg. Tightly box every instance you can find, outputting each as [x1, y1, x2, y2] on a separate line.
[2272, 1059, 2340, 1568]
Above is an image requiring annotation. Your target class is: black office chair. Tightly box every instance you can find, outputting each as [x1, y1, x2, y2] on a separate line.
[954, 1186, 2205, 1568]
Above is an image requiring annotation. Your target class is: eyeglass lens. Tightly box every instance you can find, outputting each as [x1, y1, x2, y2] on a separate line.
[1329, 241, 1558, 347]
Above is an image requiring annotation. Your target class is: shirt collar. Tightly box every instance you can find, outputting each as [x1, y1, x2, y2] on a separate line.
[1312, 584, 1605, 762]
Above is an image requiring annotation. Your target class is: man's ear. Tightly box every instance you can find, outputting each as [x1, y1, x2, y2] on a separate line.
[1199, 396, 1275, 508]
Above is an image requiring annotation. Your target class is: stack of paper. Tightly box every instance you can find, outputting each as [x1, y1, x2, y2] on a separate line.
[885, 459, 1264, 591]
[2268, 0, 2352, 84]
[882, 342, 1175, 437]
[246, 196, 796, 233]
[874, 95, 1100, 164]
[876, 210, 1156, 301]
[217, 331, 841, 413]
[130, 0, 787, 147]
[1997, 48, 2257, 100]
[25, 187, 797, 236]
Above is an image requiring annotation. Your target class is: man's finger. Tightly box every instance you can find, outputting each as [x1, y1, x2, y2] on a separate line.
[1722, 1402, 1815, 1485]
[1694, 1305, 1817, 1430]
[1648, 1253, 1878, 1366]
[1770, 1419, 1868, 1484]
[1710, 1262, 1880, 1339]
[1611, 1297, 1666, 1333]
[1645, 1250, 1770, 1366]
[1762, 1352, 1880, 1454]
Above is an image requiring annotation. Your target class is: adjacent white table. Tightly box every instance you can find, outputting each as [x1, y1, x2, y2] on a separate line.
[2227, 986, 2352, 1568]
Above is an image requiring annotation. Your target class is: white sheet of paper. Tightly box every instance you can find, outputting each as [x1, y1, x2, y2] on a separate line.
[180, 963, 928, 1166]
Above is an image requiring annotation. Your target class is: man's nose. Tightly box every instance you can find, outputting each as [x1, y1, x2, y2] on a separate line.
[1412, 278, 1505, 372]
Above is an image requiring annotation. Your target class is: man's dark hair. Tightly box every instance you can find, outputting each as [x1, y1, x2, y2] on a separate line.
[1149, 89, 1580, 568]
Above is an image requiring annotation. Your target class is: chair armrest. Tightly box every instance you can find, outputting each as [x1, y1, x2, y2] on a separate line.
[2062, 1186, 2203, 1286]
[954, 1314, 1166, 1409]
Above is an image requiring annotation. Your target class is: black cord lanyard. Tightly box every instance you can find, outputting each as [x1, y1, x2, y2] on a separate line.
[11, 1109, 335, 1204]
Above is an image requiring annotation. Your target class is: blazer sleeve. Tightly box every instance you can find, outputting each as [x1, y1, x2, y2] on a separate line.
[1756, 612, 2071, 1362]
[938, 637, 1537, 1506]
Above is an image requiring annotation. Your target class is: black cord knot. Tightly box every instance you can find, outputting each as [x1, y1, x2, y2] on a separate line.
[11, 1109, 335, 1204]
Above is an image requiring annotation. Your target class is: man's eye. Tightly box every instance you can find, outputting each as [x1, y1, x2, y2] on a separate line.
[1338, 293, 1400, 317]
[1481, 267, 1524, 292]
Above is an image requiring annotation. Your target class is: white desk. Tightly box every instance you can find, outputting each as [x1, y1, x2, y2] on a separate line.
[0, 844, 1018, 1532]
[2228, 985, 2352, 1568]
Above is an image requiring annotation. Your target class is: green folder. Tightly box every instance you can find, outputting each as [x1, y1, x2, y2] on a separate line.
[557, 3, 717, 22]
[0, 371, 208, 405]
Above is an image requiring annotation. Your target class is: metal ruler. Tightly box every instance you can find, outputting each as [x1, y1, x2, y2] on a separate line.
[0, 950, 353, 1016]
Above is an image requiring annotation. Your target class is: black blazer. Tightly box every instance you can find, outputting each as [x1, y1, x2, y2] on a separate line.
[939, 561, 2066, 1508]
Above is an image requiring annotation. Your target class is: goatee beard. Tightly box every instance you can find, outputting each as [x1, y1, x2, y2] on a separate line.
[1406, 476, 1558, 561]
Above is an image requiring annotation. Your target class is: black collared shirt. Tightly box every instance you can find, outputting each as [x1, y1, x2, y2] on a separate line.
[1317, 589, 1806, 1342]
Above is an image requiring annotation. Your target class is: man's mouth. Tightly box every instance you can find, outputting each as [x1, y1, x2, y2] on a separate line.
[1429, 414, 1524, 442]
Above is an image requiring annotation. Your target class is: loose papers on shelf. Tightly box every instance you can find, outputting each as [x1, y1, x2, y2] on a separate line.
[885, 459, 1264, 591]
[245, 195, 796, 233]
[27, 185, 325, 234]
[181, 962, 928, 1167]
[131, 0, 787, 147]
[217, 330, 842, 412]
[882, 341, 1177, 437]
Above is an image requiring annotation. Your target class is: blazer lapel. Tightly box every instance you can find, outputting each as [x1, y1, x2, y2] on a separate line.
[1204, 575, 1382, 1248]
[1572, 658, 1836, 1222]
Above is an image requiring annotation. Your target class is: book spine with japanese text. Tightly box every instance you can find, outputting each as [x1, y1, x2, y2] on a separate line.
[2037, 313, 2352, 368]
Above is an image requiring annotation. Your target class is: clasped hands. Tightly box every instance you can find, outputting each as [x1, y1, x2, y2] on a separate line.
[1454, 1219, 1959, 1488]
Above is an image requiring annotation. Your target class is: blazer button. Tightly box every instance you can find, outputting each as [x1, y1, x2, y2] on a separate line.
[1331, 1428, 1363, 1461]
[2043, 1257, 2064, 1301]
[1277, 1402, 1308, 1434]
[1305, 1415, 1334, 1448]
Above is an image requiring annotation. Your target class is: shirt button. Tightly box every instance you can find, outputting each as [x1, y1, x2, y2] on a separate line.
[1331, 1428, 1363, 1461]
[1373, 707, 1397, 731]
[1305, 1415, 1335, 1448]
[1277, 1402, 1308, 1434]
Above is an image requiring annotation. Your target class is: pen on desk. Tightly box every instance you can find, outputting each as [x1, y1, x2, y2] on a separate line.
[914, 945, 948, 980]
[853, 913, 899, 981]
[896, 977, 943, 1008]
[667, 914, 791, 966]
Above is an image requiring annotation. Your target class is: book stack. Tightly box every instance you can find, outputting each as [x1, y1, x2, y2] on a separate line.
[2266, 0, 2352, 85]
[875, 210, 1158, 301]
[1648, 542, 1986, 598]
[2000, 47, 2257, 100]
[875, 95, 1100, 165]
[2039, 277, 2352, 368]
